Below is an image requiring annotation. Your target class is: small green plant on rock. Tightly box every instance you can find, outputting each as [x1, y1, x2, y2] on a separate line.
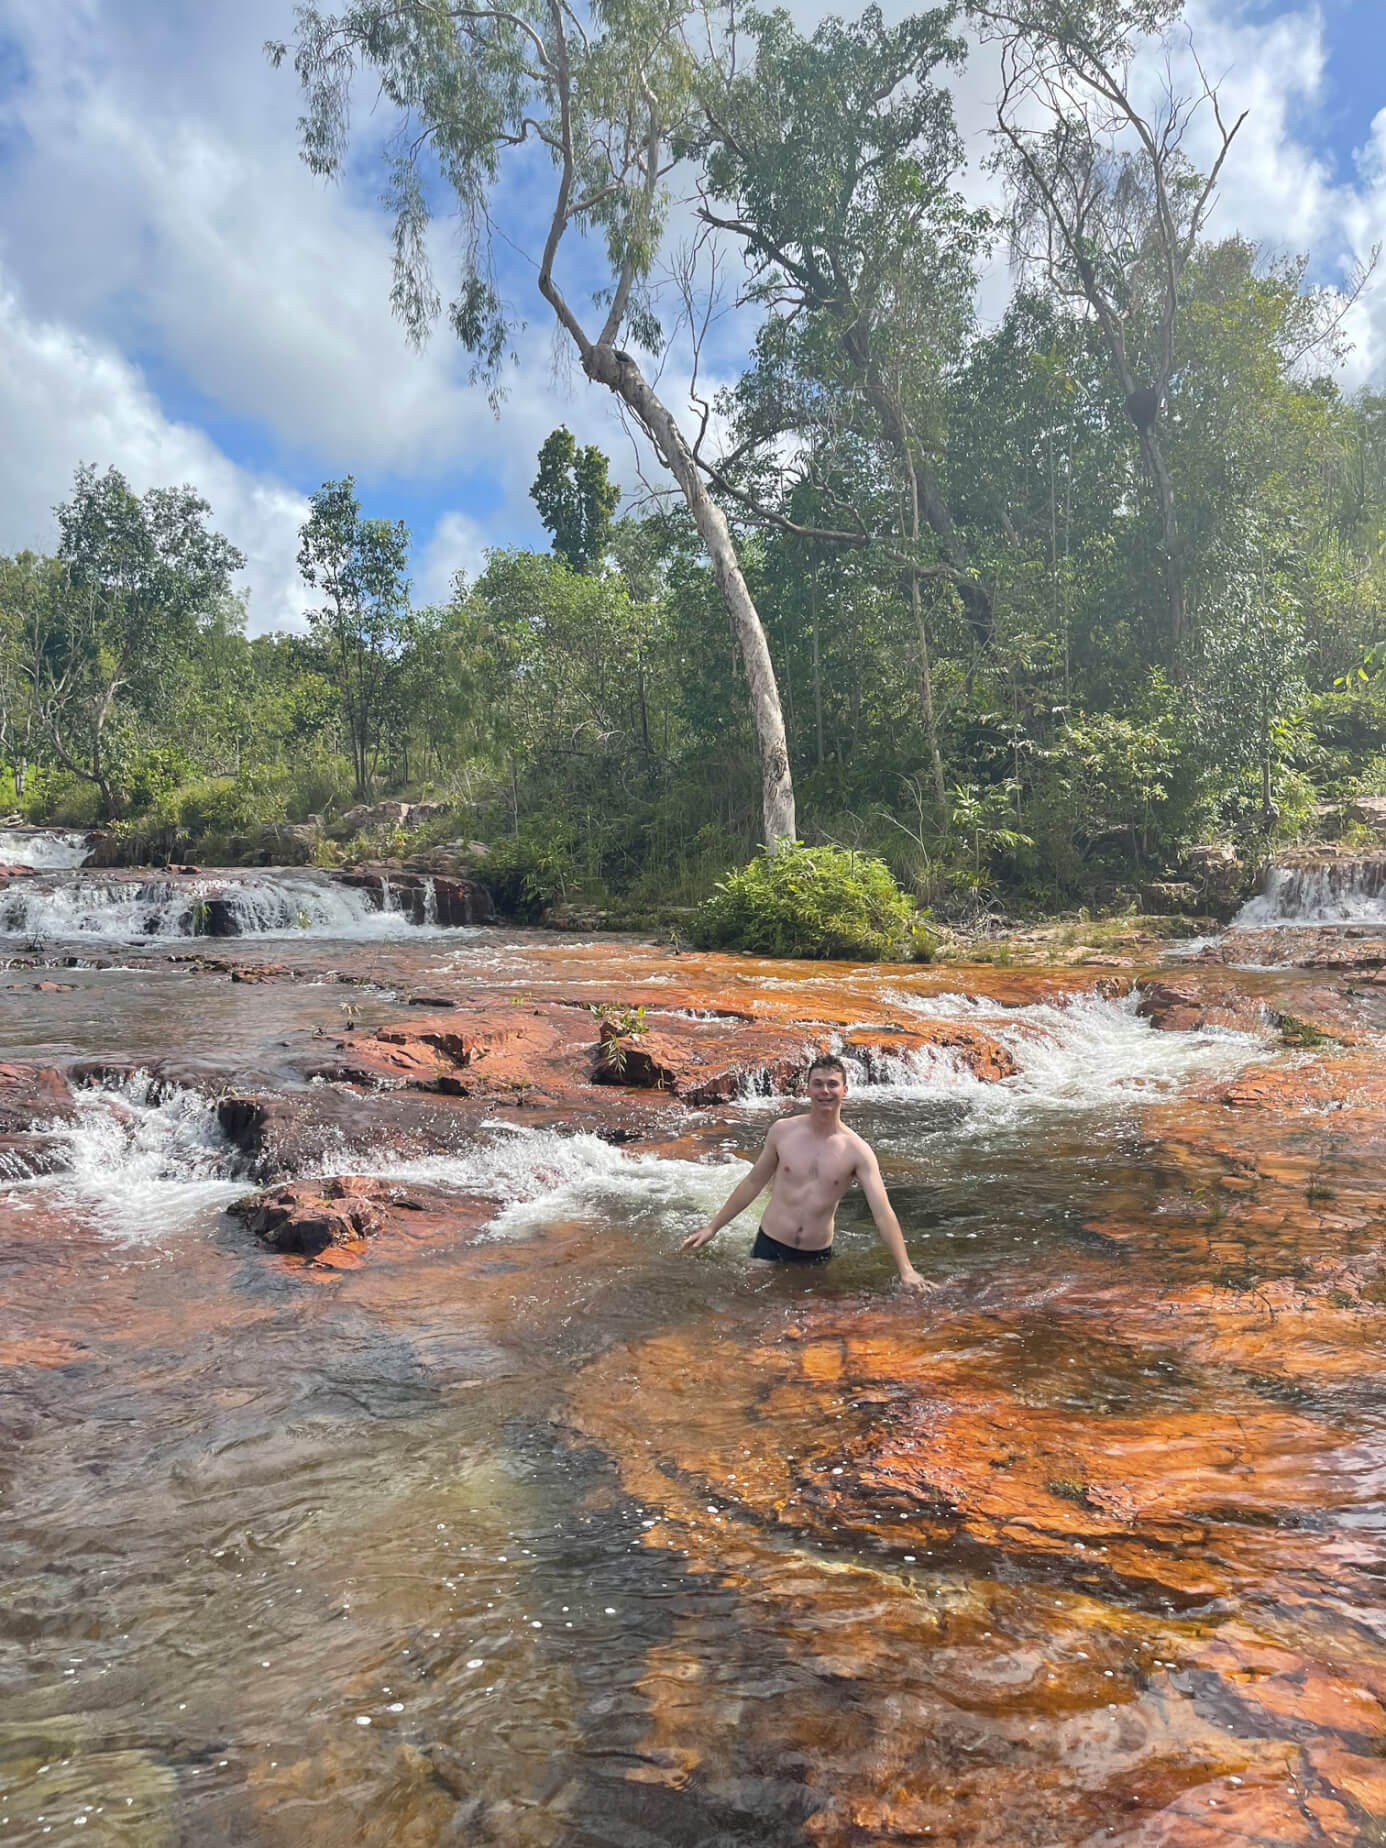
[1277, 1013, 1339, 1049]
[1046, 1476, 1090, 1505]
[691, 844, 928, 963]
[591, 1002, 649, 1076]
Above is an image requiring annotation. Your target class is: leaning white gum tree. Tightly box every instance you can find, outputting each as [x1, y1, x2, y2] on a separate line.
[269, 0, 796, 850]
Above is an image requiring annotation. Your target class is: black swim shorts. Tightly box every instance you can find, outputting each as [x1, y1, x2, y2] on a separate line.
[751, 1228, 833, 1265]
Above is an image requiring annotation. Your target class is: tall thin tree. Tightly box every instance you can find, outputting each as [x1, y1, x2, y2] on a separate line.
[270, 1, 796, 849]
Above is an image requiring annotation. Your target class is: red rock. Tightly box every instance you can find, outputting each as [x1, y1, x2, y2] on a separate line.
[592, 1017, 812, 1100]
[1135, 974, 1267, 1035]
[233, 1176, 386, 1253]
[0, 1062, 75, 1133]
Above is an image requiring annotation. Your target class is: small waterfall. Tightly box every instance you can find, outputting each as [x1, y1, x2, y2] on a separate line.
[735, 989, 1263, 1122]
[0, 871, 434, 941]
[13, 1072, 251, 1242]
[0, 828, 92, 870]
[1232, 861, 1386, 928]
[421, 875, 438, 926]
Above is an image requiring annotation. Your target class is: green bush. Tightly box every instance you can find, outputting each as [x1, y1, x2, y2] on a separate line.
[690, 844, 928, 962]
[480, 818, 584, 922]
[176, 775, 287, 837]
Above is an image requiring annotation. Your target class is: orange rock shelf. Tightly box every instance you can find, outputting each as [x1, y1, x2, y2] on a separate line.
[297, 996, 1022, 1112]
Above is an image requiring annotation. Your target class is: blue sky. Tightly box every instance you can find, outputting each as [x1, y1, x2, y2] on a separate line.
[1, 0, 1383, 631]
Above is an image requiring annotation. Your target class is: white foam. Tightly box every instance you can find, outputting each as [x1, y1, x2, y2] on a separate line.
[0, 829, 92, 869]
[1232, 862, 1386, 928]
[21, 1074, 249, 1242]
[12, 997, 1265, 1247]
[0, 872, 463, 942]
[815, 988, 1264, 1122]
[328, 1121, 754, 1239]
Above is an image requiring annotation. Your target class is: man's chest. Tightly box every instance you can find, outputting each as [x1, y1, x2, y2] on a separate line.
[778, 1139, 856, 1193]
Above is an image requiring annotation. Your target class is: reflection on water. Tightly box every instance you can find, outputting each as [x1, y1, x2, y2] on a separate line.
[3, 933, 1386, 1845]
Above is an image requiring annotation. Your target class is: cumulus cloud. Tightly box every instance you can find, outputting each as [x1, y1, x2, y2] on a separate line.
[417, 510, 492, 602]
[1, 0, 1384, 644]
[0, 273, 310, 631]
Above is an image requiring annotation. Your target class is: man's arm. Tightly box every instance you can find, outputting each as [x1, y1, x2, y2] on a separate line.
[856, 1145, 933, 1293]
[680, 1127, 781, 1251]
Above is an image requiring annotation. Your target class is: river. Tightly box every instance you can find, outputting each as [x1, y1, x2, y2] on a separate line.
[3, 869, 1386, 1845]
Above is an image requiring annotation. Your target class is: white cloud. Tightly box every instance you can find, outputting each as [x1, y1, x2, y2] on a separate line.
[3, 0, 1386, 649]
[0, 274, 310, 632]
[417, 510, 491, 602]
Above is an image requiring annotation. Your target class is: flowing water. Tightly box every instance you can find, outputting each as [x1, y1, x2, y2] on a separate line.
[3, 921, 1386, 1845]
[0, 830, 93, 871]
[1232, 857, 1386, 927]
[0, 870, 446, 943]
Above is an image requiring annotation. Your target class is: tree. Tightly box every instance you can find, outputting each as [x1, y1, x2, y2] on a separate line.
[18, 466, 243, 819]
[693, 5, 991, 805]
[0, 552, 51, 800]
[270, 0, 797, 850]
[973, 0, 1245, 670]
[296, 479, 413, 800]
[531, 427, 621, 573]
[1190, 525, 1309, 829]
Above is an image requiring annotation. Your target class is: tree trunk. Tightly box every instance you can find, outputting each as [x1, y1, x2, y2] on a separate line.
[1137, 427, 1185, 670]
[852, 346, 994, 651]
[809, 552, 824, 768]
[583, 346, 796, 851]
[903, 459, 947, 808]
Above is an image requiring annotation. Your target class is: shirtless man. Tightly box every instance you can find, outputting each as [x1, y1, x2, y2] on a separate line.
[680, 1054, 932, 1292]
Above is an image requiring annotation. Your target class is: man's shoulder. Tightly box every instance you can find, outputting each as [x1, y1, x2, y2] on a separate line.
[841, 1124, 878, 1165]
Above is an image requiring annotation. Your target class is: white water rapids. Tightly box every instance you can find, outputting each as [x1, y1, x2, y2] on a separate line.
[0, 871, 447, 940]
[0, 828, 93, 869]
[1231, 860, 1386, 927]
[8, 994, 1266, 1242]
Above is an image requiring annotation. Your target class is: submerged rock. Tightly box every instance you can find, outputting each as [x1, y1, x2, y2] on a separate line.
[0, 1060, 76, 1179]
[233, 1176, 387, 1253]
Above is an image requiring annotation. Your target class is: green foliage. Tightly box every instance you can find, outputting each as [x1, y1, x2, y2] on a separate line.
[590, 1002, 650, 1075]
[479, 819, 586, 922]
[297, 478, 412, 800]
[691, 845, 926, 962]
[531, 429, 621, 573]
[5, 466, 243, 819]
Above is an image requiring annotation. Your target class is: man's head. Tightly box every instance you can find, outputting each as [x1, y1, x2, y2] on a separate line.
[805, 1054, 848, 1109]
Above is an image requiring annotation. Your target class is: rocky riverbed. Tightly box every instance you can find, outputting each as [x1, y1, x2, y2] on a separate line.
[5, 886, 1386, 1845]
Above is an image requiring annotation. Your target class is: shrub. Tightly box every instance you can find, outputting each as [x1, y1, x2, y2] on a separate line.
[690, 844, 928, 962]
[177, 776, 286, 837]
[480, 818, 583, 921]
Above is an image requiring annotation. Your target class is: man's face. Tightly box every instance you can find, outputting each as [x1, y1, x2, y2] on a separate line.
[807, 1067, 847, 1108]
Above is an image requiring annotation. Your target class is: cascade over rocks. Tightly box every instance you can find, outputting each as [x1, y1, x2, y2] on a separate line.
[333, 868, 494, 926]
[15, 925, 1386, 1843]
[0, 1062, 76, 1178]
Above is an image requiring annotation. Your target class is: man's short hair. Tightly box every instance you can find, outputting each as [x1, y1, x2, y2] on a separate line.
[807, 1053, 848, 1082]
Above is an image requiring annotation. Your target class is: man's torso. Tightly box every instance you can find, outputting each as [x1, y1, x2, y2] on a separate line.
[759, 1116, 862, 1251]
